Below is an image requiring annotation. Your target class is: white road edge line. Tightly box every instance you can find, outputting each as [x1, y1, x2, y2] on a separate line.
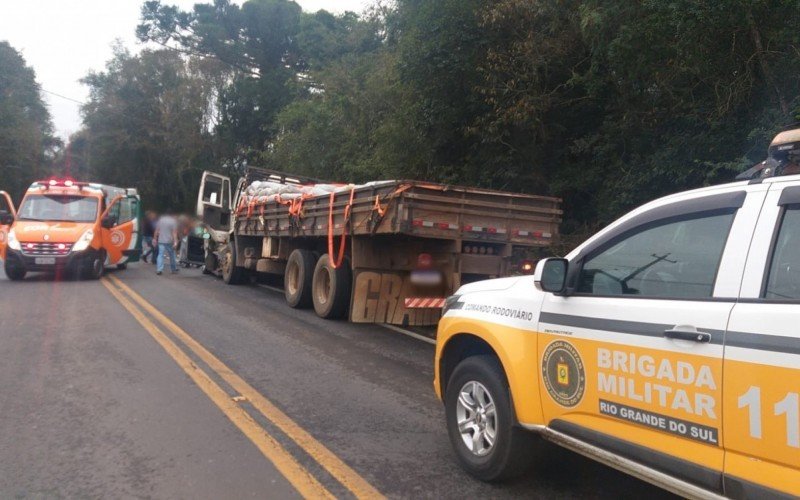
[379, 324, 436, 345]
[256, 284, 437, 346]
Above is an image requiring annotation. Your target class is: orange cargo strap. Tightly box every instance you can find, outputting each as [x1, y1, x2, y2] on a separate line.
[328, 188, 355, 269]
[373, 195, 387, 217]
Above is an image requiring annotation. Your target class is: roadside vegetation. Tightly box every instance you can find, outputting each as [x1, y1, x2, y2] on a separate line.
[2, 0, 800, 233]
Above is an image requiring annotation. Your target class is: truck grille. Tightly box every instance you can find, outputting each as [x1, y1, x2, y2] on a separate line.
[21, 242, 72, 256]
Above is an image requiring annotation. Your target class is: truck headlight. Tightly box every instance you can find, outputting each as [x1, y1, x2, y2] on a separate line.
[72, 229, 95, 252]
[7, 229, 21, 251]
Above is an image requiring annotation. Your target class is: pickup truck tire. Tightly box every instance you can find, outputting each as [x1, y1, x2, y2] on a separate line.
[285, 249, 316, 308]
[312, 254, 352, 319]
[445, 355, 537, 482]
[222, 241, 247, 285]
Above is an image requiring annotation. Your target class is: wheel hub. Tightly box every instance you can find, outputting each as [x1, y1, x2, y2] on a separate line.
[455, 380, 497, 457]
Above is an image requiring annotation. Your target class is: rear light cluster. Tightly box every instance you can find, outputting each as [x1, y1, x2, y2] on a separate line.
[463, 245, 497, 255]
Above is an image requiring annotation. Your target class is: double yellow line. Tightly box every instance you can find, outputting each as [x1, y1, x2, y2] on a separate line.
[102, 275, 383, 499]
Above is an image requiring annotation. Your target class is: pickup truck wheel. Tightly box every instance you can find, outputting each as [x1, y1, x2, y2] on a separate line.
[222, 241, 247, 285]
[312, 254, 352, 319]
[445, 355, 537, 482]
[285, 249, 315, 308]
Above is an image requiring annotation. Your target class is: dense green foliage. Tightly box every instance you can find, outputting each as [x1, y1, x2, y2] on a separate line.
[74, 47, 222, 211]
[0, 42, 59, 201]
[75, 0, 800, 230]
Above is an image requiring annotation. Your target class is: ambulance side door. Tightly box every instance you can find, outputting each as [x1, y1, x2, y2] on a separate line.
[723, 180, 800, 497]
[537, 185, 766, 493]
[0, 191, 16, 261]
[101, 195, 140, 265]
[197, 172, 231, 231]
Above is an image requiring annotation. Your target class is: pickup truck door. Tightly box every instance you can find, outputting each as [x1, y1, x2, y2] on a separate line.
[722, 179, 800, 497]
[536, 185, 766, 493]
[0, 191, 16, 261]
[100, 195, 141, 265]
[197, 172, 231, 231]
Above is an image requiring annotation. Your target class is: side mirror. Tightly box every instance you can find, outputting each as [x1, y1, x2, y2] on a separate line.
[0, 211, 13, 225]
[534, 258, 569, 294]
[101, 215, 117, 229]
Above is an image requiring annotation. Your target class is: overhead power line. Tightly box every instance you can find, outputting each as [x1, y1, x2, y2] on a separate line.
[40, 88, 85, 105]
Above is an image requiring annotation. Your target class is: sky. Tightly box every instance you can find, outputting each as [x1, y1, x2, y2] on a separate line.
[0, 0, 368, 140]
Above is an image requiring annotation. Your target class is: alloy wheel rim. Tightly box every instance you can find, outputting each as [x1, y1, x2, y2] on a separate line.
[456, 380, 497, 457]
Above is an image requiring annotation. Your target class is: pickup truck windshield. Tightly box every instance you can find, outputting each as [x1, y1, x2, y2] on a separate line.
[18, 195, 99, 223]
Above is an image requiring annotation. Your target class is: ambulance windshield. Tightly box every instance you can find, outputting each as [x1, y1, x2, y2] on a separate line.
[18, 195, 99, 223]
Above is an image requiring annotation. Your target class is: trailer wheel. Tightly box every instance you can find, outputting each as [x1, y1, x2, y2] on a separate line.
[285, 249, 316, 308]
[312, 254, 352, 319]
[222, 241, 247, 285]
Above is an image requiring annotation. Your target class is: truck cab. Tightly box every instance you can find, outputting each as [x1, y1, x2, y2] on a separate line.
[0, 179, 141, 280]
[436, 173, 800, 498]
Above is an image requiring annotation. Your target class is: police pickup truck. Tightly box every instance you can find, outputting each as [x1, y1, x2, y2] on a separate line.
[435, 166, 800, 497]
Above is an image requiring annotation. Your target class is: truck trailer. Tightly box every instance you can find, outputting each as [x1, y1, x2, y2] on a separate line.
[197, 168, 561, 325]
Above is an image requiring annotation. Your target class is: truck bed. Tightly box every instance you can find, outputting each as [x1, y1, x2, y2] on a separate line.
[234, 179, 562, 247]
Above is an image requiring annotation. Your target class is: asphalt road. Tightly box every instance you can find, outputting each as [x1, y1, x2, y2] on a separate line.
[0, 263, 675, 499]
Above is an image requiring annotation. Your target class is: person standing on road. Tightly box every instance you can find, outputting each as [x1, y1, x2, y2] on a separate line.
[142, 211, 158, 264]
[154, 210, 179, 275]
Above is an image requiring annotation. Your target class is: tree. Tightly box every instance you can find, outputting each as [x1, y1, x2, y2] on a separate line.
[78, 47, 218, 211]
[0, 41, 59, 201]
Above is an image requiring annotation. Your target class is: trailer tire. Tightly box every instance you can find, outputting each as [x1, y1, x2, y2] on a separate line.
[312, 254, 352, 319]
[223, 241, 247, 285]
[285, 249, 316, 309]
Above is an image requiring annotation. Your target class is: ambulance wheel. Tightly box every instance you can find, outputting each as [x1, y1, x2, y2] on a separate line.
[285, 249, 316, 308]
[311, 254, 351, 319]
[85, 251, 106, 280]
[222, 241, 247, 285]
[445, 355, 538, 482]
[4, 263, 26, 281]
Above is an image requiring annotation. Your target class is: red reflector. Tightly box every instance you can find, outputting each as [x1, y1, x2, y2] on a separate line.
[463, 225, 473, 231]
[417, 253, 433, 269]
[412, 219, 424, 227]
[487, 227, 497, 234]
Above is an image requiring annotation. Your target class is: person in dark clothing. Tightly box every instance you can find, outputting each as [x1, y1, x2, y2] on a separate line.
[142, 211, 159, 264]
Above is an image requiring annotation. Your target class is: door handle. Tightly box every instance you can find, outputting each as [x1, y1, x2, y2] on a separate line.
[664, 328, 711, 343]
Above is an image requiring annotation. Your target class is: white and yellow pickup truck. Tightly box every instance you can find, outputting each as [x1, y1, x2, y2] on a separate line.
[435, 169, 800, 498]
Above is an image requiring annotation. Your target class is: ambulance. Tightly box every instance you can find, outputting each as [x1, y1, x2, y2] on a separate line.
[0, 179, 141, 280]
[435, 130, 800, 498]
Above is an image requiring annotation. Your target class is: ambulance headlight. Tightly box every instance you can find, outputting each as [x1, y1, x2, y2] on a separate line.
[72, 229, 94, 252]
[7, 229, 21, 251]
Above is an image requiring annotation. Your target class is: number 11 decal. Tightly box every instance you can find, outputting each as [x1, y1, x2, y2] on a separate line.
[739, 386, 800, 448]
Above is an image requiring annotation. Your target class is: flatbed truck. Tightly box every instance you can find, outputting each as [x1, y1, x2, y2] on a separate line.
[197, 168, 561, 325]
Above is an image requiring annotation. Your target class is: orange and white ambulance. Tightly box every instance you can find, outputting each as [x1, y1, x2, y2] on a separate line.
[436, 131, 800, 498]
[0, 179, 141, 281]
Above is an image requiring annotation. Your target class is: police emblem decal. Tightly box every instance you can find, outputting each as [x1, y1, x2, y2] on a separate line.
[542, 340, 585, 408]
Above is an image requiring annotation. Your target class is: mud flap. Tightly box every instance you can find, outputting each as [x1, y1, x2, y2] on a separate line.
[350, 270, 442, 326]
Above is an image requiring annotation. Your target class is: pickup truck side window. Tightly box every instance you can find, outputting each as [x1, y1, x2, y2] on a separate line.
[577, 211, 735, 298]
[764, 205, 800, 300]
